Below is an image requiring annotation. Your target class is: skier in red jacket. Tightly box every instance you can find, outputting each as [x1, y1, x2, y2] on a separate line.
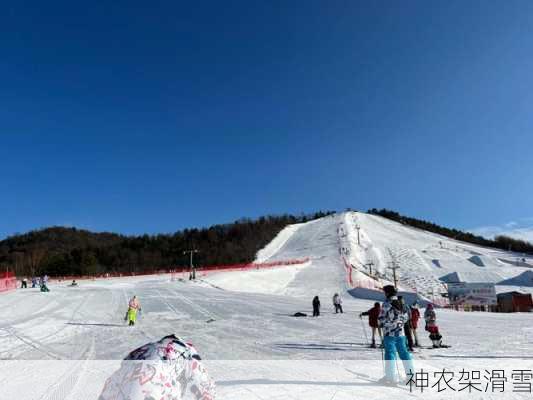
[360, 302, 382, 348]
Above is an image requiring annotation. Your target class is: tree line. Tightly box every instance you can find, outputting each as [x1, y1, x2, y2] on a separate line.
[3, 208, 530, 278]
[0, 211, 335, 278]
[367, 208, 533, 255]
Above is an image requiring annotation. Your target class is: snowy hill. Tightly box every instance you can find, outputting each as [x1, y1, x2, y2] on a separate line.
[206, 211, 533, 301]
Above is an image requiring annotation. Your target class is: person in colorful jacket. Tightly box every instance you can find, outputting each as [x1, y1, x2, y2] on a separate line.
[126, 295, 142, 326]
[99, 334, 215, 400]
[378, 285, 414, 384]
[424, 303, 443, 347]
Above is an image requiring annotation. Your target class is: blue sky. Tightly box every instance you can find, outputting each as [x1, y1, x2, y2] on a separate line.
[1, 1, 532, 239]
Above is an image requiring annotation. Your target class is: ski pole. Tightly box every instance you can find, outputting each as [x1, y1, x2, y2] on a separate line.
[380, 340, 385, 373]
[359, 315, 369, 345]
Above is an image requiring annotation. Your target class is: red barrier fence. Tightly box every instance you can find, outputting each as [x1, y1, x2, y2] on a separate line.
[342, 257, 354, 286]
[0, 272, 17, 293]
[39, 258, 311, 283]
[198, 258, 310, 275]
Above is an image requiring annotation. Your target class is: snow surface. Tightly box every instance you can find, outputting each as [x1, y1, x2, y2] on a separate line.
[2, 212, 533, 399]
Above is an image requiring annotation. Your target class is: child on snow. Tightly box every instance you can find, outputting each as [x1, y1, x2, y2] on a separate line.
[360, 302, 382, 348]
[378, 285, 414, 385]
[126, 296, 142, 326]
[424, 303, 443, 348]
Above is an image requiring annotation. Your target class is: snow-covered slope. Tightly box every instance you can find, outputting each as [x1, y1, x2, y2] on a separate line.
[346, 212, 533, 299]
[206, 214, 347, 298]
[207, 211, 533, 302]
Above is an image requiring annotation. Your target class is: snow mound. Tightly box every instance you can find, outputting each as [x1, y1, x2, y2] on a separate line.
[498, 270, 533, 287]
[440, 270, 505, 284]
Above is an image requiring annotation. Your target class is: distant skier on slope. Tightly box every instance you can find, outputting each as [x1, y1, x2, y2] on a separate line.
[126, 295, 142, 326]
[312, 296, 321, 317]
[360, 302, 382, 348]
[378, 285, 414, 385]
[333, 293, 343, 314]
[98, 334, 215, 400]
[424, 303, 443, 348]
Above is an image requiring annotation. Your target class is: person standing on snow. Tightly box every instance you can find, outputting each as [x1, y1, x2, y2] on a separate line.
[378, 285, 414, 385]
[398, 296, 414, 352]
[126, 295, 142, 326]
[424, 303, 443, 348]
[360, 302, 382, 348]
[332, 293, 343, 314]
[312, 296, 321, 317]
[410, 302, 421, 347]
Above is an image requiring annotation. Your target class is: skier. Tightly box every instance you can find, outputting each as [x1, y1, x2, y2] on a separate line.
[332, 293, 343, 314]
[398, 296, 414, 351]
[424, 303, 443, 348]
[312, 296, 321, 317]
[410, 302, 421, 347]
[21, 278, 28, 289]
[126, 295, 142, 326]
[378, 285, 414, 385]
[31, 277, 37, 288]
[98, 334, 215, 400]
[360, 302, 382, 348]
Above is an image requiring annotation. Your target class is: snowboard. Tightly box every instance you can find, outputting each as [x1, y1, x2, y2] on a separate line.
[424, 344, 451, 349]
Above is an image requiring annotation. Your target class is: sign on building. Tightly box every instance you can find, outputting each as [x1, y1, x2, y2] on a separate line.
[447, 282, 497, 306]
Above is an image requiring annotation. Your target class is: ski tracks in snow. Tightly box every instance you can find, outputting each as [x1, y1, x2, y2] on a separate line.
[161, 286, 219, 322]
[35, 336, 96, 400]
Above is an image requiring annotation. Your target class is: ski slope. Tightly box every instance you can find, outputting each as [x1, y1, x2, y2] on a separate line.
[345, 212, 533, 298]
[1, 275, 533, 399]
[2, 212, 533, 399]
[205, 212, 533, 301]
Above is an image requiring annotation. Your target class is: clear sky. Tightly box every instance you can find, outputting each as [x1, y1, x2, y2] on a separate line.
[1, 1, 532, 239]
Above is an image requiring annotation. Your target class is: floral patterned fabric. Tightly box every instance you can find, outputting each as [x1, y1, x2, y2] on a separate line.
[99, 334, 216, 400]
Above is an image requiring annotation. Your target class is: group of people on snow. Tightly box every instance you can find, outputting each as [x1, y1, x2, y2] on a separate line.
[20, 275, 50, 291]
[359, 289, 444, 351]
[310, 285, 445, 384]
[356, 285, 445, 384]
[311, 293, 344, 316]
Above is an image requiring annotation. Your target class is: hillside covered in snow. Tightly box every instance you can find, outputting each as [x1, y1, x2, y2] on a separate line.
[205, 212, 533, 301]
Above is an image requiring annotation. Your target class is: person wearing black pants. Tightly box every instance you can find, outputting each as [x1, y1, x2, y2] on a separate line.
[333, 293, 343, 313]
[312, 296, 321, 317]
[398, 296, 415, 351]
